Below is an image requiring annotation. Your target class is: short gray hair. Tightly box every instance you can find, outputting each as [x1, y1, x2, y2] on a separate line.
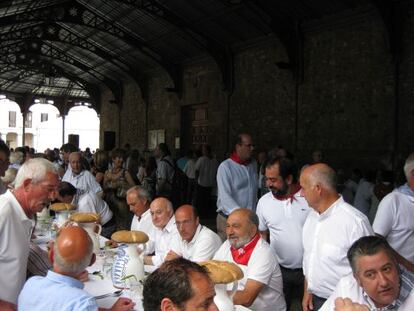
[14, 158, 58, 188]
[403, 152, 414, 181]
[307, 165, 337, 191]
[53, 232, 94, 275]
[127, 185, 152, 202]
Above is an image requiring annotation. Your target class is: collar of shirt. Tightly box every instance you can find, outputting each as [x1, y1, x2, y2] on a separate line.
[138, 208, 150, 222]
[273, 183, 301, 202]
[158, 216, 176, 234]
[317, 196, 344, 220]
[71, 170, 85, 179]
[229, 152, 251, 166]
[396, 265, 414, 307]
[183, 224, 203, 246]
[397, 183, 414, 199]
[46, 270, 84, 290]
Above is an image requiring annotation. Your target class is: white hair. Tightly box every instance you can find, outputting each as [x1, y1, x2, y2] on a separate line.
[404, 153, 414, 181]
[14, 158, 58, 188]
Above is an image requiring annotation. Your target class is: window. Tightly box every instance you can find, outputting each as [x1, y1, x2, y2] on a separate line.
[25, 111, 32, 128]
[40, 113, 48, 122]
[8, 111, 16, 127]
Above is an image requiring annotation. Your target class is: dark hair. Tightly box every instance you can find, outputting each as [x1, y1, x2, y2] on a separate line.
[60, 143, 78, 153]
[143, 258, 210, 311]
[58, 181, 77, 197]
[347, 236, 395, 274]
[111, 148, 125, 160]
[265, 156, 298, 183]
[232, 133, 250, 151]
[0, 139, 10, 157]
[158, 143, 170, 156]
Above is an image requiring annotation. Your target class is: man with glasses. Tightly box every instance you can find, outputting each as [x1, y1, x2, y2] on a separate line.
[216, 133, 258, 240]
[165, 204, 221, 262]
[0, 158, 59, 310]
[0, 139, 11, 194]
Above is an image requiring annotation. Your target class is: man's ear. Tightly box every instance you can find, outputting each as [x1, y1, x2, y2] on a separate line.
[22, 178, 32, 191]
[160, 298, 178, 311]
[89, 253, 96, 266]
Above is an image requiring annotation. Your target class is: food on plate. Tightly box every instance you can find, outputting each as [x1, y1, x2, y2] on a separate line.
[50, 202, 76, 212]
[70, 212, 100, 223]
[199, 260, 244, 284]
[111, 230, 149, 244]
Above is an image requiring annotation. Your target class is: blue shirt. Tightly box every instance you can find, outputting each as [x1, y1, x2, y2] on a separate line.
[18, 270, 98, 311]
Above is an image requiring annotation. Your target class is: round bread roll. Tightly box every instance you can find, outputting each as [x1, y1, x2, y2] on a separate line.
[111, 230, 149, 244]
[50, 202, 76, 212]
[199, 260, 244, 284]
[70, 212, 100, 223]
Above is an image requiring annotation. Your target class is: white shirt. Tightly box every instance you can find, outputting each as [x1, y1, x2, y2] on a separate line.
[373, 184, 414, 262]
[320, 267, 414, 311]
[0, 190, 33, 304]
[195, 156, 219, 187]
[257, 191, 311, 269]
[214, 238, 286, 311]
[77, 192, 113, 225]
[183, 158, 197, 179]
[156, 156, 175, 183]
[217, 158, 258, 215]
[303, 196, 374, 299]
[62, 169, 102, 195]
[150, 216, 177, 267]
[130, 209, 156, 254]
[170, 224, 222, 262]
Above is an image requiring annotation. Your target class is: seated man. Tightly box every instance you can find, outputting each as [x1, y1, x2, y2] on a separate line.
[321, 236, 414, 311]
[18, 226, 134, 311]
[213, 208, 286, 311]
[144, 197, 177, 267]
[57, 182, 115, 238]
[143, 257, 218, 311]
[165, 205, 222, 262]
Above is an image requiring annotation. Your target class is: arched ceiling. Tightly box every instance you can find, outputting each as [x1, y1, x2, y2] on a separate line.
[0, 0, 404, 113]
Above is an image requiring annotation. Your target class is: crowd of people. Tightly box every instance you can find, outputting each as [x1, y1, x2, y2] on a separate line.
[0, 134, 413, 311]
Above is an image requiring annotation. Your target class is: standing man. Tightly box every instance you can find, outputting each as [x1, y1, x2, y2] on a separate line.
[0, 158, 59, 309]
[256, 156, 311, 310]
[144, 197, 177, 267]
[165, 205, 222, 262]
[154, 143, 175, 198]
[0, 139, 10, 194]
[214, 208, 286, 311]
[216, 133, 258, 240]
[143, 257, 218, 311]
[373, 152, 414, 263]
[62, 152, 102, 197]
[300, 164, 373, 311]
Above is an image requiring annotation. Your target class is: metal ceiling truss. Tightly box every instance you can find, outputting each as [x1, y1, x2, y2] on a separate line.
[115, 0, 234, 91]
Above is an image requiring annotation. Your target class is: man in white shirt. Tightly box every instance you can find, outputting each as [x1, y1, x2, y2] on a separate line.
[57, 181, 115, 238]
[62, 152, 102, 196]
[373, 152, 414, 263]
[300, 164, 374, 311]
[144, 197, 177, 267]
[321, 236, 414, 311]
[214, 208, 286, 311]
[216, 133, 258, 240]
[0, 158, 59, 309]
[165, 204, 221, 262]
[126, 186, 155, 252]
[257, 156, 311, 310]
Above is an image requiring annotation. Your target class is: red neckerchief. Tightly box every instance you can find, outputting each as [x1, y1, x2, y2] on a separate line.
[274, 183, 301, 203]
[230, 233, 260, 265]
[230, 152, 251, 166]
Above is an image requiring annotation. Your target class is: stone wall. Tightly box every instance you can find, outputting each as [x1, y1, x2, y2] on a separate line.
[99, 8, 414, 171]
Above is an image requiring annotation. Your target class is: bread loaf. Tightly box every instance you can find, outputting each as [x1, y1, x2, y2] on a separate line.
[50, 203, 76, 212]
[199, 260, 244, 284]
[70, 212, 100, 223]
[111, 230, 149, 243]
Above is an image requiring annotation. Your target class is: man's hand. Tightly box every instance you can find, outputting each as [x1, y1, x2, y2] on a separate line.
[164, 250, 181, 261]
[302, 290, 313, 311]
[334, 298, 370, 311]
[110, 297, 135, 311]
[0, 300, 17, 311]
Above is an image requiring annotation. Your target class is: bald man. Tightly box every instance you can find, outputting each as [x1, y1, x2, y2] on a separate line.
[165, 205, 221, 262]
[300, 164, 373, 311]
[62, 152, 102, 197]
[144, 197, 178, 267]
[18, 226, 134, 311]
